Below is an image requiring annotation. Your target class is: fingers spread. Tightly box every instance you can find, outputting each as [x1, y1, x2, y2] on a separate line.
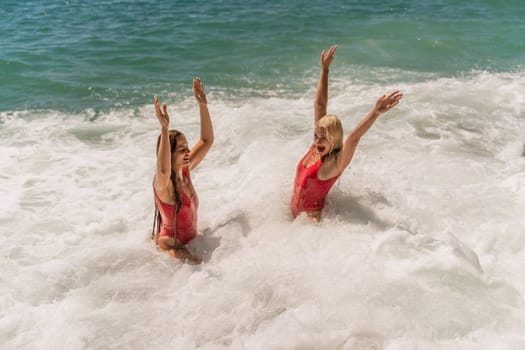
[387, 90, 401, 99]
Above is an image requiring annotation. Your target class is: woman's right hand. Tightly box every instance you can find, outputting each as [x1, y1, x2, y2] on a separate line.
[320, 45, 337, 70]
[154, 96, 170, 130]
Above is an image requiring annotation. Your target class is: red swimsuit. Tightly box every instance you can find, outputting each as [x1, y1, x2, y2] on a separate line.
[290, 147, 340, 218]
[153, 168, 199, 244]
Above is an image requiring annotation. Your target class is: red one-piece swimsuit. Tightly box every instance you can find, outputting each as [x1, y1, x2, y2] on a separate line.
[153, 168, 199, 244]
[290, 147, 340, 218]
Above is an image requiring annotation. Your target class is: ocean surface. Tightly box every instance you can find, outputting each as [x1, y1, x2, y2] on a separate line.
[1, 0, 525, 349]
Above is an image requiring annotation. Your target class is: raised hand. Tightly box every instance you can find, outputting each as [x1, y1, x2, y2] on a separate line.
[154, 96, 170, 129]
[374, 90, 403, 115]
[320, 45, 337, 70]
[193, 77, 207, 105]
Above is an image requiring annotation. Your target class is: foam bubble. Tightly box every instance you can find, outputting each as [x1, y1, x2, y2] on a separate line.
[1, 70, 524, 348]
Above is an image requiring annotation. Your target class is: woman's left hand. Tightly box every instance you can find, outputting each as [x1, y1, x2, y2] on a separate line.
[193, 77, 207, 105]
[374, 90, 403, 114]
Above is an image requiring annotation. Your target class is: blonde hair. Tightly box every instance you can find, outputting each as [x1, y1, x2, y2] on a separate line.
[318, 114, 343, 160]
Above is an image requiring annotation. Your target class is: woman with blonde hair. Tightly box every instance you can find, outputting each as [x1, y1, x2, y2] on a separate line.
[152, 78, 213, 263]
[290, 46, 403, 221]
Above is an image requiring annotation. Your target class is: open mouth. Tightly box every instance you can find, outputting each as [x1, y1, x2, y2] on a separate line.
[317, 146, 325, 153]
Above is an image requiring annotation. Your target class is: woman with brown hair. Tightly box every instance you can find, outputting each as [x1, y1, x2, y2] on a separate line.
[152, 78, 213, 263]
[291, 46, 403, 221]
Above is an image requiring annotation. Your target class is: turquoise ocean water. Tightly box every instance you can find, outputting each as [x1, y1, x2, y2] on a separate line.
[2, 1, 525, 348]
[1, 0, 524, 112]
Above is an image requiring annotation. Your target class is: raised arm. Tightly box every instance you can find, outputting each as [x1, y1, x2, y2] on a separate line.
[336, 90, 403, 172]
[314, 45, 337, 127]
[189, 77, 214, 171]
[154, 96, 172, 188]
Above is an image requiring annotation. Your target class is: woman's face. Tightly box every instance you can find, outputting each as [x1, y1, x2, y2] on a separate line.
[172, 134, 190, 169]
[314, 126, 332, 158]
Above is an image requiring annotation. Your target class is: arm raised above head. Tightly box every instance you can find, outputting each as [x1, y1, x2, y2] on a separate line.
[336, 90, 403, 173]
[154, 96, 172, 188]
[189, 77, 214, 171]
[314, 45, 337, 127]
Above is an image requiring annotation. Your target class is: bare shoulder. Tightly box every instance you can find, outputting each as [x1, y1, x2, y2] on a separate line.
[318, 157, 342, 180]
[154, 174, 171, 192]
[154, 175, 176, 205]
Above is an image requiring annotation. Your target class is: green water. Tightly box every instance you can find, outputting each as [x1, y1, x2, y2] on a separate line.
[1, 0, 523, 112]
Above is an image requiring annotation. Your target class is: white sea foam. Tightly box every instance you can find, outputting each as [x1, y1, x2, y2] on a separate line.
[1, 71, 524, 349]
